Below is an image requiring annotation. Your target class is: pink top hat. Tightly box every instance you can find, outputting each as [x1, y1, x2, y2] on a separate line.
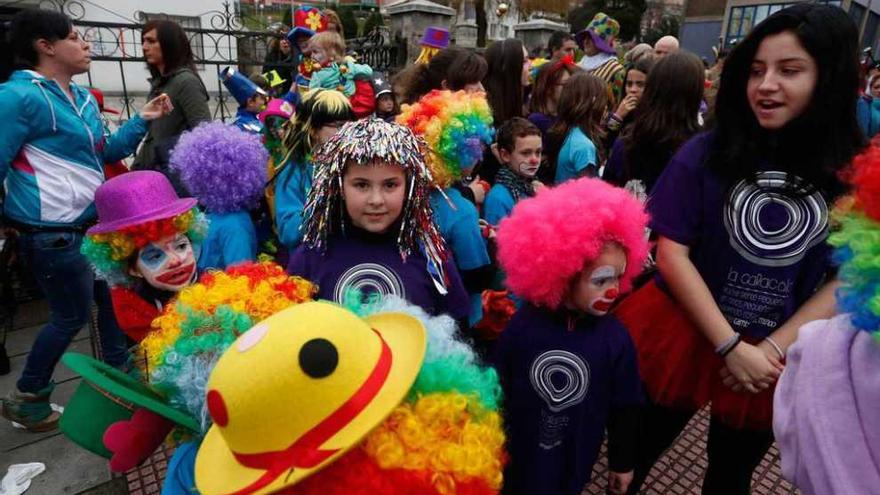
[87, 171, 197, 235]
[258, 98, 294, 123]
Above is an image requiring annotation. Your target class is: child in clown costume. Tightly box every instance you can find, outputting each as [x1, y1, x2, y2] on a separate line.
[287, 118, 470, 322]
[192, 294, 506, 495]
[772, 146, 880, 494]
[53, 261, 316, 492]
[396, 89, 495, 326]
[494, 178, 648, 495]
[80, 171, 207, 342]
[286, 5, 328, 100]
[169, 122, 268, 271]
[219, 67, 268, 135]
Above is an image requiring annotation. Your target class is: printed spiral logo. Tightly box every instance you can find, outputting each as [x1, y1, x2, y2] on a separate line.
[332, 263, 406, 303]
[724, 171, 828, 268]
[529, 350, 590, 413]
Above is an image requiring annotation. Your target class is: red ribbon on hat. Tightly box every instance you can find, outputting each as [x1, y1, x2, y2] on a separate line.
[224, 329, 393, 495]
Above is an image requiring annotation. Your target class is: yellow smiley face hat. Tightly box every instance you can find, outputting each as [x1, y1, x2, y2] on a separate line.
[194, 301, 426, 495]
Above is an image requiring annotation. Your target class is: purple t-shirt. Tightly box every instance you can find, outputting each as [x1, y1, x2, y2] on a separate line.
[649, 132, 834, 338]
[287, 229, 469, 320]
[493, 304, 642, 495]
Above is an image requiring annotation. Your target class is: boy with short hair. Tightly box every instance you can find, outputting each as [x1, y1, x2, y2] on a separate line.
[484, 117, 543, 226]
[219, 67, 268, 134]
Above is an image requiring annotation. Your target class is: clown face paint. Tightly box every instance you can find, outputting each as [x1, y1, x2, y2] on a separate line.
[132, 233, 197, 292]
[500, 134, 542, 179]
[564, 243, 627, 316]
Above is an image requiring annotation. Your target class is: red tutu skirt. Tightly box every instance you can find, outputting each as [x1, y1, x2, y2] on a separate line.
[614, 280, 775, 430]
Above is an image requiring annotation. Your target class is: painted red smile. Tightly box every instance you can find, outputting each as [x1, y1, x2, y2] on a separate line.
[592, 300, 614, 312]
[156, 263, 196, 285]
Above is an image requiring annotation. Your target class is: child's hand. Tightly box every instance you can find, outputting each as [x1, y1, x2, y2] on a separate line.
[722, 341, 783, 393]
[607, 470, 633, 495]
[614, 94, 639, 120]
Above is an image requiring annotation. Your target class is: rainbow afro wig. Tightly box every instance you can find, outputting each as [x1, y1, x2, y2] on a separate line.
[81, 208, 208, 287]
[170, 122, 269, 214]
[830, 145, 880, 343]
[397, 90, 494, 188]
[496, 178, 649, 309]
[140, 261, 316, 432]
[283, 295, 505, 495]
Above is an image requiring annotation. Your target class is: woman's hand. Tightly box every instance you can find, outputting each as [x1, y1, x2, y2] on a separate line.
[721, 341, 783, 393]
[139, 93, 174, 121]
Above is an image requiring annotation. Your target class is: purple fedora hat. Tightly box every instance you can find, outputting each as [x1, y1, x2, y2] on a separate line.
[87, 171, 197, 235]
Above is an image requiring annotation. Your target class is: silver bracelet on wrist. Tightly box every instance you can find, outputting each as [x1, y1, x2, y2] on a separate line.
[764, 336, 785, 360]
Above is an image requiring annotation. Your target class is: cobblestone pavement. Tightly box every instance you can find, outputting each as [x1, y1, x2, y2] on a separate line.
[584, 407, 797, 494]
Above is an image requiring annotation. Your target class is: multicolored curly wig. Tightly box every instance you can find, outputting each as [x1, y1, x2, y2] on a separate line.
[81, 208, 208, 287]
[301, 118, 448, 275]
[496, 178, 649, 309]
[140, 261, 316, 432]
[830, 145, 880, 343]
[281, 88, 355, 166]
[170, 122, 268, 214]
[397, 90, 494, 189]
[287, 295, 506, 495]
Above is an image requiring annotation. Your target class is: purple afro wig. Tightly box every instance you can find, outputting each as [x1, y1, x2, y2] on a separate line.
[170, 122, 269, 213]
[497, 178, 650, 309]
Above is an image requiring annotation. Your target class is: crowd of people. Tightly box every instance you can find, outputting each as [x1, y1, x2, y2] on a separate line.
[0, 3, 879, 495]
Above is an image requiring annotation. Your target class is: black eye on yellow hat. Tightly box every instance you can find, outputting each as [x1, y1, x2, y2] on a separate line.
[195, 301, 427, 495]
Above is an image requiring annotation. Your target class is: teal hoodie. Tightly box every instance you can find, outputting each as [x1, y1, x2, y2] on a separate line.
[0, 70, 147, 228]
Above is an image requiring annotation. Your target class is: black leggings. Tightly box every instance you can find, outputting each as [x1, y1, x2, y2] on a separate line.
[626, 400, 774, 495]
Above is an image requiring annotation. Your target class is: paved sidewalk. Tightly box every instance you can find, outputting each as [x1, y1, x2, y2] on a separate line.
[2, 299, 798, 495]
[1, 299, 116, 495]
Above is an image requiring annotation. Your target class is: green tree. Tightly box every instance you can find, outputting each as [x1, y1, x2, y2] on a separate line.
[363, 10, 384, 36]
[568, 0, 647, 42]
[643, 15, 681, 46]
[338, 6, 358, 39]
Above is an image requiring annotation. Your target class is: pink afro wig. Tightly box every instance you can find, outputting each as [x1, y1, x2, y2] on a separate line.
[496, 178, 649, 309]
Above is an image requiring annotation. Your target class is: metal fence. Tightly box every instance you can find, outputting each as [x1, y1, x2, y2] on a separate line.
[38, 0, 401, 122]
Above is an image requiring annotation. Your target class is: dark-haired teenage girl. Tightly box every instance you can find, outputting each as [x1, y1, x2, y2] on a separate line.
[604, 51, 704, 195]
[545, 72, 608, 184]
[476, 39, 531, 185]
[527, 57, 582, 184]
[133, 20, 210, 176]
[393, 47, 487, 105]
[615, 5, 865, 494]
[603, 55, 654, 151]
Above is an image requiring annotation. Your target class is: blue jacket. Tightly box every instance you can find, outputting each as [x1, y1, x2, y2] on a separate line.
[274, 160, 313, 249]
[232, 108, 263, 135]
[198, 211, 257, 271]
[857, 95, 880, 139]
[0, 70, 147, 227]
